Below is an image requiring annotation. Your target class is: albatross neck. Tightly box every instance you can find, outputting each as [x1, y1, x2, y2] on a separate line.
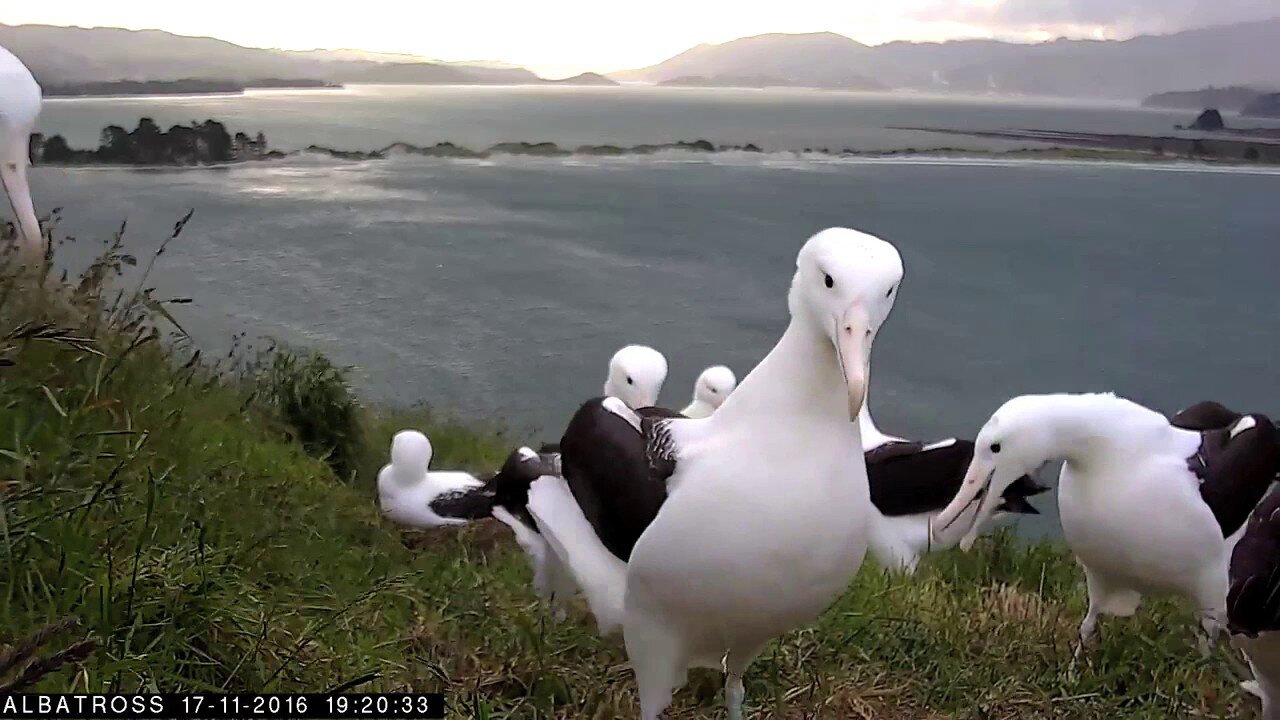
[1030, 395, 1176, 471]
[711, 318, 853, 429]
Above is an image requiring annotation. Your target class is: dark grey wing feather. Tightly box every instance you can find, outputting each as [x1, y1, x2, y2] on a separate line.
[1230, 492, 1280, 636]
[1193, 415, 1280, 538]
[642, 416, 680, 483]
[1172, 401, 1242, 431]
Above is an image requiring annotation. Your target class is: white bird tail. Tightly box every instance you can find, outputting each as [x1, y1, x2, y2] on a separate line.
[526, 475, 628, 634]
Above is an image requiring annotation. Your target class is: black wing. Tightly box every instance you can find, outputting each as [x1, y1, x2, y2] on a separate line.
[1172, 400, 1243, 431]
[867, 438, 1047, 517]
[488, 447, 559, 529]
[1190, 414, 1280, 538]
[1229, 490, 1280, 636]
[428, 486, 497, 521]
[426, 446, 554, 525]
[558, 398, 681, 561]
[865, 440, 928, 463]
[998, 475, 1051, 515]
[868, 440, 975, 516]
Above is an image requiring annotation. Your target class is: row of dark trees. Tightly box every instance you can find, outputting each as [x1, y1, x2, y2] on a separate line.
[33, 119, 273, 165]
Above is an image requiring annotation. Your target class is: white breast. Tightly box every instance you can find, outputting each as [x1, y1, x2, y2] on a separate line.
[626, 421, 867, 652]
[1058, 453, 1226, 594]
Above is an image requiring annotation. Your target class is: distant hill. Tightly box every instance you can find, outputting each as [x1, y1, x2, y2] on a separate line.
[326, 62, 539, 85]
[654, 73, 885, 90]
[612, 19, 1280, 99]
[0, 24, 545, 86]
[1142, 86, 1266, 111]
[283, 48, 435, 64]
[1243, 92, 1280, 118]
[546, 72, 618, 86]
[659, 74, 793, 88]
[617, 32, 879, 89]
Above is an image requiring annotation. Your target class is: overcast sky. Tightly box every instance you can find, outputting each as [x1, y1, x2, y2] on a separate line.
[6, 0, 1276, 77]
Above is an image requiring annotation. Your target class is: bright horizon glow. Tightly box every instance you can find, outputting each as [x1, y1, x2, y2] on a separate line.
[4, 1, 1274, 78]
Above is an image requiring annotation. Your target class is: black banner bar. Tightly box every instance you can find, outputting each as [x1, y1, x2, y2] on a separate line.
[0, 693, 445, 719]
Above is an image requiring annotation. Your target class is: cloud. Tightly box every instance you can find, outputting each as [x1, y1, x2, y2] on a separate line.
[912, 0, 1278, 37]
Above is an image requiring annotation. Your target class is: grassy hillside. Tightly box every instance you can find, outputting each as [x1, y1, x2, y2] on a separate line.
[0, 230, 1252, 717]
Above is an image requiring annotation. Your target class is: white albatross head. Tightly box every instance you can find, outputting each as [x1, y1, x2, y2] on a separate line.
[790, 227, 904, 420]
[384, 429, 434, 485]
[929, 395, 1069, 548]
[687, 365, 736, 416]
[604, 344, 668, 409]
[0, 45, 44, 260]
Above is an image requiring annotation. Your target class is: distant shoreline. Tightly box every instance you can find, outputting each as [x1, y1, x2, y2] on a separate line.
[32, 116, 1280, 169]
[35, 139, 1280, 169]
[890, 126, 1280, 164]
[43, 79, 345, 99]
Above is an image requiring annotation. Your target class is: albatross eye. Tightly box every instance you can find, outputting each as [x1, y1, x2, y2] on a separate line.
[886, 285, 895, 298]
[824, 274, 834, 289]
[626, 376, 634, 385]
[990, 442, 1002, 454]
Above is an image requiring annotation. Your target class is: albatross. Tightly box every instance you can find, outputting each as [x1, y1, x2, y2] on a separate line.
[680, 365, 737, 419]
[0, 44, 42, 261]
[930, 393, 1279, 659]
[604, 344, 668, 411]
[526, 226, 903, 720]
[377, 343, 669, 528]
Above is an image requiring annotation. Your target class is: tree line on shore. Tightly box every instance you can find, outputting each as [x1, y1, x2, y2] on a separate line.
[30, 118, 280, 166]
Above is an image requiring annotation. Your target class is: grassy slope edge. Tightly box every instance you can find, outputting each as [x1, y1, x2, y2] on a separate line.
[0, 234, 1250, 718]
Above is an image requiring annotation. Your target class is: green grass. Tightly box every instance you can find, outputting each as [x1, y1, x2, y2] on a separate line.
[0, 233, 1256, 718]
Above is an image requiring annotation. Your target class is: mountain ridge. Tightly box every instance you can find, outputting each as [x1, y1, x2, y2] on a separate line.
[0, 24, 544, 86]
[611, 19, 1280, 98]
[4, 19, 1279, 99]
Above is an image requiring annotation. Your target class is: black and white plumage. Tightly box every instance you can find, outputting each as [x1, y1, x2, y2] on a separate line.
[930, 393, 1279, 662]
[377, 431, 486, 528]
[1172, 400, 1252, 432]
[376, 430, 557, 529]
[855, 403, 1048, 571]
[1231, 490, 1280, 720]
[1171, 401, 1280, 538]
[1193, 402, 1280, 718]
[546, 398, 682, 562]
[864, 436, 1050, 571]
[376, 431, 577, 613]
[868, 438, 1047, 517]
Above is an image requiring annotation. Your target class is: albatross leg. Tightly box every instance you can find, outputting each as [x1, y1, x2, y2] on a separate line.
[1192, 566, 1228, 657]
[723, 643, 765, 720]
[1069, 595, 1102, 679]
[725, 674, 745, 720]
[546, 549, 576, 623]
[625, 615, 686, 720]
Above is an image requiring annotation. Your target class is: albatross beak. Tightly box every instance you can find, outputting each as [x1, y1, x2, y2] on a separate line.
[1, 160, 42, 263]
[930, 460, 994, 549]
[834, 302, 869, 421]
